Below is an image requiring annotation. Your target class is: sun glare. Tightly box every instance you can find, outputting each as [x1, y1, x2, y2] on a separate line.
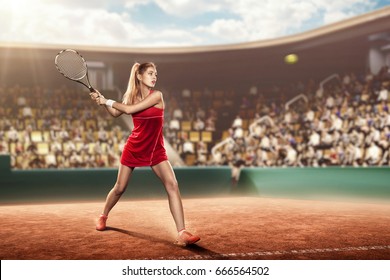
[4, 0, 38, 17]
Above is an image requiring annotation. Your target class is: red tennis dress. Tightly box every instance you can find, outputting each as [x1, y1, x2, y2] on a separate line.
[120, 93, 168, 167]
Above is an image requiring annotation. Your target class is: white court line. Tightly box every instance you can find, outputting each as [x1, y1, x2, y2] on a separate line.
[157, 245, 390, 260]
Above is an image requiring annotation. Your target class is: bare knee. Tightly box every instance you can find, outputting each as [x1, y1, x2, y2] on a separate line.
[112, 182, 127, 196]
[165, 180, 180, 196]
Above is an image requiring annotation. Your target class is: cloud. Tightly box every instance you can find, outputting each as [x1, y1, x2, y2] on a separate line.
[0, 0, 383, 47]
[319, 0, 377, 24]
[195, 19, 248, 45]
[0, 0, 143, 46]
[151, 0, 223, 17]
[193, 0, 379, 44]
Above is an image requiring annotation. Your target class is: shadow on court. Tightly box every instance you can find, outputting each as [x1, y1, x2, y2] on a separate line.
[107, 226, 227, 259]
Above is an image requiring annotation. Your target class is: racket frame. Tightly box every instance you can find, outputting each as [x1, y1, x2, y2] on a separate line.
[55, 49, 96, 93]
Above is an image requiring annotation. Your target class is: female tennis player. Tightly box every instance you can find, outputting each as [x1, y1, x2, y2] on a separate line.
[90, 62, 200, 246]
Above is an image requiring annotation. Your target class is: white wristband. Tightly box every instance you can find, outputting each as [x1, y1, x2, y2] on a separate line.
[105, 99, 115, 108]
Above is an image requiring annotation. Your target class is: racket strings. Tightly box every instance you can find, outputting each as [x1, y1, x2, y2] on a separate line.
[56, 51, 87, 80]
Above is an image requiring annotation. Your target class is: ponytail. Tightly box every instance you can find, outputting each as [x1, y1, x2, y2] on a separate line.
[122, 62, 140, 105]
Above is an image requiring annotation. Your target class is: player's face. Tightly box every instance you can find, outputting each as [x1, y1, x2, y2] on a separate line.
[141, 67, 157, 88]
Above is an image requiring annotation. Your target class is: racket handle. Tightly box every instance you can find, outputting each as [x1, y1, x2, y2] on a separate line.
[90, 87, 103, 98]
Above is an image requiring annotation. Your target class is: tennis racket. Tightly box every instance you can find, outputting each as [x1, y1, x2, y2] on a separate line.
[55, 49, 96, 93]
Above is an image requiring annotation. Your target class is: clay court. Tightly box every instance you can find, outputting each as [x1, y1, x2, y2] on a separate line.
[1, 195, 389, 260]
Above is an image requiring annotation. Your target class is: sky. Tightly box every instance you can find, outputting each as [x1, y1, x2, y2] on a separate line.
[0, 0, 389, 48]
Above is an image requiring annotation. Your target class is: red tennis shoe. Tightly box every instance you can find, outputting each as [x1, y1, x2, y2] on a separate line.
[96, 214, 108, 231]
[175, 230, 200, 246]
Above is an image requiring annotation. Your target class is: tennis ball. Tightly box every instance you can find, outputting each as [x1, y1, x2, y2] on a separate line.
[284, 53, 298, 64]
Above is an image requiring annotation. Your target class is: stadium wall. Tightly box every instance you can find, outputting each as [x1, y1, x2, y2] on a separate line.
[1, 155, 389, 204]
[0, 155, 231, 204]
[237, 167, 390, 201]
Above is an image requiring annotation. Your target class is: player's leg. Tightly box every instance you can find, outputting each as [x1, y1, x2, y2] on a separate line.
[96, 163, 134, 230]
[151, 160, 200, 245]
[151, 160, 184, 230]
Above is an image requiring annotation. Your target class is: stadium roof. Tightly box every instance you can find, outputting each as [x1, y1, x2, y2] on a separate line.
[1, 6, 389, 90]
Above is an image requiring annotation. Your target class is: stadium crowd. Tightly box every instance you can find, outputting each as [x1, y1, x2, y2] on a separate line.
[0, 86, 127, 169]
[211, 68, 390, 177]
[0, 66, 389, 170]
[163, 67, 390, 171]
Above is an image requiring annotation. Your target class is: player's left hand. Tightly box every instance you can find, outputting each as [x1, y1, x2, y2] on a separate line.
[96, 96, 107, 106]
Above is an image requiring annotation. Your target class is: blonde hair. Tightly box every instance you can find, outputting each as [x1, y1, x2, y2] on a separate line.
[122, 62, 156, 105]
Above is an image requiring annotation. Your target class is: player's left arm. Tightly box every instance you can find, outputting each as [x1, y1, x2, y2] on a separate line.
[96, 90, 162, 115]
